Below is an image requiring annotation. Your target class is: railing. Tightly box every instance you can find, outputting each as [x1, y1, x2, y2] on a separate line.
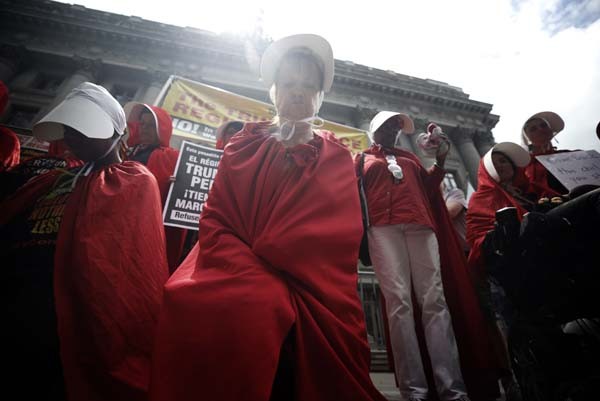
[357, 269, 387, 351]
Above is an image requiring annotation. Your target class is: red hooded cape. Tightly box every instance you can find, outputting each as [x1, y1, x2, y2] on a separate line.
[150, 122, 386, 401]
[467, 158, 529, 281]
[363, 147, 500, 400]
[128, 105, 186, 271]
[1, 162, 169, 401]
[1, 82, 20, 170]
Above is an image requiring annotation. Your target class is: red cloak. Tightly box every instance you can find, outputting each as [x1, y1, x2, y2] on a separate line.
[467, 159, 529, 281]
[128, 105, 186, 271]
[365, 148, 500, 400]
[150, 122, 386, 401]
[1, 162, 169, 401]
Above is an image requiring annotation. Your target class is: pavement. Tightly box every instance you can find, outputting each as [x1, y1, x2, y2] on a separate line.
[370, 373, 506, 401]
[370, 372, 402, 401]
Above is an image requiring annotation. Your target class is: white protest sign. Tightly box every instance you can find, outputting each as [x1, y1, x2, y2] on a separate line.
[536, 150, 600, 191]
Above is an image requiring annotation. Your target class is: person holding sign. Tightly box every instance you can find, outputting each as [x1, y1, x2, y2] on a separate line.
[358, 113, 498, 401]
[125, 102, 186, 272]
[150, 34, 385, 401]
[521, 111, 572, 197]
[0, 82, 168, 401]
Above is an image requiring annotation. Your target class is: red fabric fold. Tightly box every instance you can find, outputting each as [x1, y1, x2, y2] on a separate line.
[150, 122, 385, 401]
[53, 162, 169, 401]
[1, 126, 20, 171]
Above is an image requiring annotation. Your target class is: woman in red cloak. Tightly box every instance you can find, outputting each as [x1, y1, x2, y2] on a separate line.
[521, 111, 572, 198]
[466, 142, 533, 401]
[1, 82, 168, 401]
[149, 34, 386, 401]
[124, 103, 186, 272]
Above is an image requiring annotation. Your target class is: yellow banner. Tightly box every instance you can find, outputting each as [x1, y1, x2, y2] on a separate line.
[159, 76, 369, 153]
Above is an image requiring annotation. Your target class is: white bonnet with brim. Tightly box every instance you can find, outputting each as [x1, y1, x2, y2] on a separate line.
[260, 34, 334, 92]
[124, 102, 159, 133]
[483, 142, 530, 182]
[33, 82, 126, 141]
[368, 111, 415, 142]
[522, 111, 565, 142]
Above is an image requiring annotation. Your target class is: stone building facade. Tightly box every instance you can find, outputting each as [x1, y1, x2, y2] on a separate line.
[0, 0, 499, 366]
[0, 0, 498, 191]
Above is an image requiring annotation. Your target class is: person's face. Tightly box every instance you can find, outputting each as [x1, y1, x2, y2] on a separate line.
[491, 152, 515, 184]
[63, 126, 116, 162]
[274, 55, 322, 121]
[524, 118, 553, 147]
[139, 111, 159, 144]
[373, 117, 404, 148]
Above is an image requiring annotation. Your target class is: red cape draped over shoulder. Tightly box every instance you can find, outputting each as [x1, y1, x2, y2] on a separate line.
[128, 105, 186, 271]
[367, 148, 500, 400]
[467, 158, 529, 282]
[3, 162, 169, 401]
[150, 122, 386, 401]
[0, 126, 20, 171]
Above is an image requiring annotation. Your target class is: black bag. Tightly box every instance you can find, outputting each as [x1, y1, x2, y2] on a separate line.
[357, 153, 372, 266]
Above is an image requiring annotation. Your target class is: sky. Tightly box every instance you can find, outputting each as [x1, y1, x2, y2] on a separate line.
[57, 0, 600, 150]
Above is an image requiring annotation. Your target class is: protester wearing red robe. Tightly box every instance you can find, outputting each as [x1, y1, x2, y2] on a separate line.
[467, 143, 532, 277]
[0, 80, 20, 171]
[521, 111, 571, 197]
[466, 143, 532, 401]
[1, 82, 168, 401]
[125, 102, 186, 272]
[150, 34, 385, 401]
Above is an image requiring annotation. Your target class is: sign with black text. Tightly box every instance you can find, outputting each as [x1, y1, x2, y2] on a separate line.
[536, 150, 600, 191]
[163, 141, 222, 230]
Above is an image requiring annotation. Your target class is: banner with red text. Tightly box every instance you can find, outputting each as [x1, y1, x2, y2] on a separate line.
[158, 76, 369, 152]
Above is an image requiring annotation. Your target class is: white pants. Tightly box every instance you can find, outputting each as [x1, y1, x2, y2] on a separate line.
[368, 224, 467, 401]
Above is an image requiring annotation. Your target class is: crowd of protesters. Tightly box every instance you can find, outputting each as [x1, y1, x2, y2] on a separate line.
[1, 33, 599, 401]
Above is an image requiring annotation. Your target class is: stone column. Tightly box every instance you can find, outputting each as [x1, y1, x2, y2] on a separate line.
[138, 70, 169, 105]
[353, 105, 376, 132]
[35, 56, 101, 122]
[450, 127, 481, 189]
[473, 129, 496, 156]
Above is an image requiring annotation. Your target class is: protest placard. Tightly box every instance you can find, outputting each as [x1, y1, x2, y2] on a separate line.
[163, 141, 222, 230]
[536, 150, 600, 191]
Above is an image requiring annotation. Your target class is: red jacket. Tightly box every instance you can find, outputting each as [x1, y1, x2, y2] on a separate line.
[358, 145, 444, 227]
